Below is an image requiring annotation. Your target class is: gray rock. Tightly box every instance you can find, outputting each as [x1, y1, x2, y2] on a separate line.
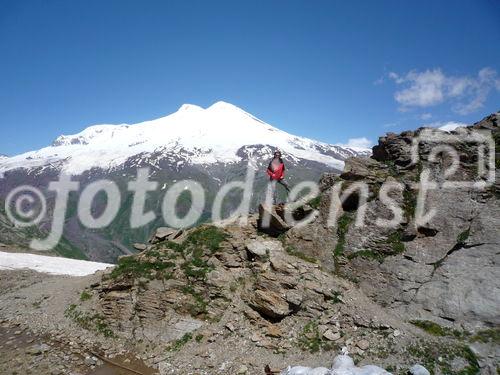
[26, 343, 51, 355]
[133, 243, 147, 251]
[154, 227, 177, 240]
[323, 330, 341, 341]
[246, 239, 282, 258]
[409, 364, 430, 375]
[84, 356, 97, 366]
[356, 339, 369, 350]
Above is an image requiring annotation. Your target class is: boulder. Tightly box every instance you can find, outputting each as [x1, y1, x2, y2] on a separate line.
[133, 243, 147, 251]
[150, 227, 184, 243]
[257, 204, 290, 236]
[246, 239, 283, 259]
[246, 288, 291, 320]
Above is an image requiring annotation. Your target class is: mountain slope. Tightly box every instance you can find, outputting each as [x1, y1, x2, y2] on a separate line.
[0, 101, 365, 176]
[0, 102, 369, 262]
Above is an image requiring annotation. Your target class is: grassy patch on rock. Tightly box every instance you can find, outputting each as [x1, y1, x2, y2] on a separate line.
[403, 188, 417, 221]
[110, 225, 227, 281]
[183, 226, 228, 254]
[333, 213, 353, 257]
[110, 254, 175, 280]
[410, 320, 464, 338]
[407, 340, 479, 375]
[386, 230, 405, 254]
[308, 195, 322, 210]
[457, 228, 470, 245]
[64, 304, 114, 338]
[470, 327, 500, 344]
[297, 321, 336, 353]
[285, 244, 317, 263]
[79, 290, 92, 301]
[166, 333, 192, 352]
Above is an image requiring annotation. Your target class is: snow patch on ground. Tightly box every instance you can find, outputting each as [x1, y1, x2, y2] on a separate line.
[0, 251, 114, 276]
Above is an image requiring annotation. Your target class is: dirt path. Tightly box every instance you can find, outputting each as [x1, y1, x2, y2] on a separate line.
[0, 321, 157, 375]
[0, 268, 157, 375]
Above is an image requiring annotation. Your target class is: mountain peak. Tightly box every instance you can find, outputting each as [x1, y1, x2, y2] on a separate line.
[178, 104, 204, 112]
[206, 101, 243, 112]
[0, 102, 362, 175]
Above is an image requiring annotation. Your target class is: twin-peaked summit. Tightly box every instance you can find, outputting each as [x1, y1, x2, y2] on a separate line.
[0, 101, 367, 175]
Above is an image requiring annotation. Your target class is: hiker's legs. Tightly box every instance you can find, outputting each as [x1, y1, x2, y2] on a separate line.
[278, 179, 290, 192]
[277, 180, 290, 202]
[266, 179, 277, 205]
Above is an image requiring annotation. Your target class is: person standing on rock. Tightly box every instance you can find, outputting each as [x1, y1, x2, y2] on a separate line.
[266, 149, 290, 204]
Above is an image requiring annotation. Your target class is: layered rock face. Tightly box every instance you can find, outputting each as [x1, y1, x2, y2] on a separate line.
[289, 113, 499, 329]
[76, 221, 432, 373]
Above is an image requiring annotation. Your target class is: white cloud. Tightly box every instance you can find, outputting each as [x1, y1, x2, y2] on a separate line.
[423, 121, 468, 132]
[391, 69, 446, 107]
[420, 113, 432, 120]
[388, 67, 500, 115]
[338, 137, 373, 151]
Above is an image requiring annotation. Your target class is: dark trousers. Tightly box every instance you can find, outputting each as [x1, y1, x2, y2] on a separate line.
[267, 178, 290, 205]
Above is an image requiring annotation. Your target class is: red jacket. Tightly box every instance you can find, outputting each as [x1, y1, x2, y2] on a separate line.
[267, 158, 285, 180]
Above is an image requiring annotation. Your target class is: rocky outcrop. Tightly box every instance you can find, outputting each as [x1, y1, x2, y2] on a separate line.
[56, 112, 499, 374]
[311, 113, 500, 331]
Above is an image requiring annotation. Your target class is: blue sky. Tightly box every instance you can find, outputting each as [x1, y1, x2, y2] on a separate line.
[0, 0, 499, 155]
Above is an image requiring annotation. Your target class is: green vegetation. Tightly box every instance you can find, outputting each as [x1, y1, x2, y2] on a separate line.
[181, 285, 209, 316]
[387, 230, 405, 254]
[407, 324, 499, 373]
[297, 321, 335, 353]
[109, 225, 227, 318]
[457, 228, 470, 245]
[385, 160, 398, 176]
[410, 320, 463, 338]
[195, 334, 204, 343]
[403, 188, 417, 221]
[470, 327, 500, 344]
[79, 290, 92, 301]
[333, 213, 353, 257]
[325, 290, 343, 304]
[182, 255, 213, 280]
[54, 237, 88, 260]
[308, 196, 321, 210]
[285, 244, 317, 263]
[110, 254, 175, 280]
[108, 216, 226, 278]
[167, 333, 192, 351]
[182, 225, 228, 254]
[65, 304, 114, 338]
[408, 341, 479, 375]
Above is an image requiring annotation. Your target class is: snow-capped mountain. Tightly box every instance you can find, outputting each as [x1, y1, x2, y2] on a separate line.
[0, 101, 366, 176]
[0, 102, 370, 262]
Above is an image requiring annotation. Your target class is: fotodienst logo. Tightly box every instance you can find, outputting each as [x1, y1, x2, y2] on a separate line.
[2, 128, 496, 252]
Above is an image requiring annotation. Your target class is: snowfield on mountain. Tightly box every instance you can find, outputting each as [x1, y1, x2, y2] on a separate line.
[0, 101, 367, 175]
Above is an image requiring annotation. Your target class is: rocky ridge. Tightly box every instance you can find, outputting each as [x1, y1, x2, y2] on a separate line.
[0, 112, 498, 374]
